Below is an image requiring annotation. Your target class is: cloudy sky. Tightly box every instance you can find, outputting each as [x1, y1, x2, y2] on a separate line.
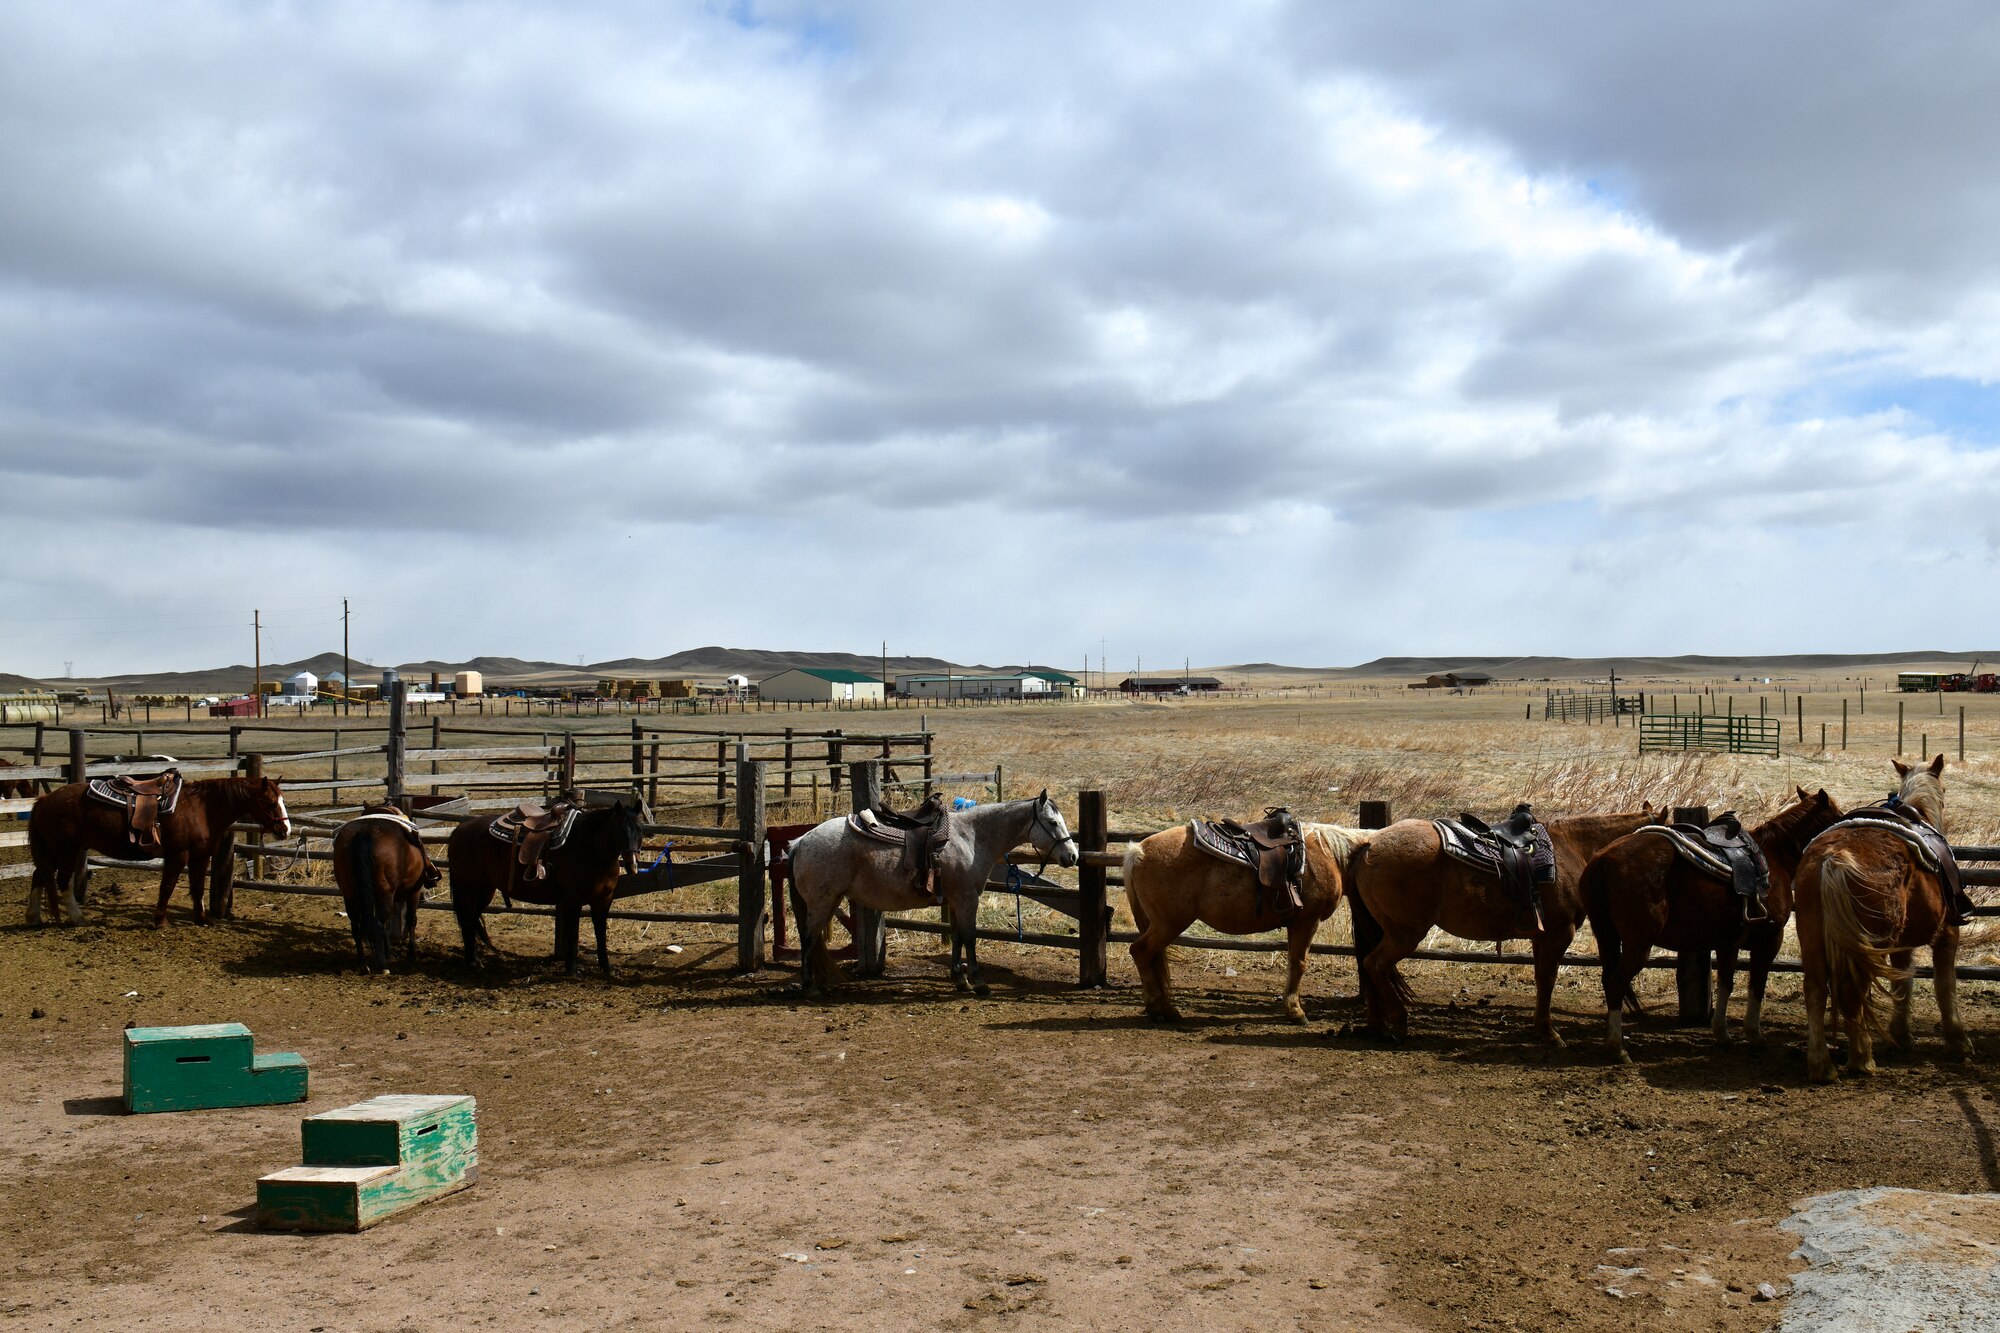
[6, 2, 2000, 676]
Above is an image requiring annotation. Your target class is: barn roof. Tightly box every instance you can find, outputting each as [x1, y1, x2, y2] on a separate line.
[763, 667, 881, 684]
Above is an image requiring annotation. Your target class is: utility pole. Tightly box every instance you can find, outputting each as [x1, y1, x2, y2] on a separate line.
[253, 609, 263, 719]
[342, 596, 351, 718]
[881, 640, 887, 701]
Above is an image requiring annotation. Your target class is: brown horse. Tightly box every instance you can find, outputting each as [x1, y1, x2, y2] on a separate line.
[1124, 822, 1374, 1022]
[448, 796, 645, 977]
[1581, 788, 1844, 1062]
[1347, 806, 1660, 1042]
[25, 775, 291, 927]
[334, 808, 442, 973]
[1797, 756, 1973, 1082]
[0, 758, 38, 799]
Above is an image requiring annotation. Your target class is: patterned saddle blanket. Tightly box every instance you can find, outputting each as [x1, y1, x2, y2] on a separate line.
[86, 770, 184, 849]
[351, 805, 443, 889]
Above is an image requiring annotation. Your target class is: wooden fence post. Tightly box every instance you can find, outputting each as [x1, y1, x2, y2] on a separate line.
[1797, 694, 1804, 744]
[1842, 698, 1849, 749]
[386, 681, 409, 811]
[630, 719, 644, 800]
[1671, 804, 1711, 1025]
[1898, 700, 1905, 755]
[1077, 789, 1109, 988]
[736, 747, 768, 973]
[242, 752, 265, 882]
[1960, 705, 1966, 762]
[849, 760, 887, 976]
[1358, 800, 1392, 831]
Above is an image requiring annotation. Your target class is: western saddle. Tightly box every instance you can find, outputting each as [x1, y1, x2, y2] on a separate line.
[1189, 807, 1307, 917]
[1451, 803, 1546, 930]
[87, 770, 185, 849]
[1687, 812, 1771, 921]
[868, 792, 951, 902]
[490, 800, 578, 883]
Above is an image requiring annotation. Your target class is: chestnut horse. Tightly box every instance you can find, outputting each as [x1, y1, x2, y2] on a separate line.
[1797, 756, 1973, 1082]
[1124, 821, 1374, 1022]
[1347, 806, 1660, 1042]
[25, 775, 291, 927]
[1581, 788, 1843, 1062]
[334, 808, 442, 973]
[447, 796, 645, 977]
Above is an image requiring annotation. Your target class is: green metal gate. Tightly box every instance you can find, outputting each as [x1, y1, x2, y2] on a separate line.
[1638, 712, 1780, 756]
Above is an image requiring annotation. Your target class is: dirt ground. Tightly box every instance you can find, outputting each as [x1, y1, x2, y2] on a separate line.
[4, 880, 1998, 1333]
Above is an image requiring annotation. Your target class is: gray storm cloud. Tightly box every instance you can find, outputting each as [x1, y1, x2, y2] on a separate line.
[2, 1, 1998, 674]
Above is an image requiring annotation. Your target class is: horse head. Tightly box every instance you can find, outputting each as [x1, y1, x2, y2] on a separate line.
[248, 777, 291, 837]
[1029, 789, 1079, 869]
[1889, 754, 1947, 827]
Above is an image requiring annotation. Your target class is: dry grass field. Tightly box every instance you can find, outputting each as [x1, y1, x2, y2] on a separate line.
[3, 682, 1997, 1330]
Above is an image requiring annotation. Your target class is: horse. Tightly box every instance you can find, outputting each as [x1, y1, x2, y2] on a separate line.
[1796, 755, 1973, 1082]
[1347, 805, 1660, 1042]
[0, 758, 38, 799]
[447, 795, 645, 977]
[334, 807, 442, 973]
[1124, 820, 1375, 1023]
[1581, 788, 1844, 1062]
[25, 775, 291, 927]
[787, 791, 1078, 998]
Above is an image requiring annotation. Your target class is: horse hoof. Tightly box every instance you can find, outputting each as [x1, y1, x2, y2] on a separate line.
[1145, 1009, 1182, 1024]
[1539, 1030, 1567, 1049]
[973, 984, 992, 999]
[1612, 1047, 1633, 1066]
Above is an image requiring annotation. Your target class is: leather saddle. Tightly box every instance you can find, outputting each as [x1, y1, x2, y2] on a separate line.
[86, 770, 184, 849]
[850, 792, 951, 901]
[1691, 813, 1771, 921]
[1188, 807, 1307, 917]
[488, 800, 580, 882]
[1436, 804, 1552, 931]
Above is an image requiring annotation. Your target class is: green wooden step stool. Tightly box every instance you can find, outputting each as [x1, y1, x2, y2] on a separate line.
[257, 1094, 477, 1232]
[122, 1023, 308, 1114]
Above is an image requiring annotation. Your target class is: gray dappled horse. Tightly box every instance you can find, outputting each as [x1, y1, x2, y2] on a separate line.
[787, 791, 1079, 997]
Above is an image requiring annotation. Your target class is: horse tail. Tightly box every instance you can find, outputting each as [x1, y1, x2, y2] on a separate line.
[344, 831, 383, 967]
[1818, 848, 1894, 1031]
[1122, 844, 1150, 933]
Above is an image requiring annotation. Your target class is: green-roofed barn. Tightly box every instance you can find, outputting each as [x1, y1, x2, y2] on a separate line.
[757, 666, 886, 704]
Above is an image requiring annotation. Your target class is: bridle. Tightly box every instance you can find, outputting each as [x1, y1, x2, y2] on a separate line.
[1026, 794, 1077, 875]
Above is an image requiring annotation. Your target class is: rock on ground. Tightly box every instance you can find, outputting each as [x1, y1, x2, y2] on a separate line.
[1780, 1187, 2000, 1331]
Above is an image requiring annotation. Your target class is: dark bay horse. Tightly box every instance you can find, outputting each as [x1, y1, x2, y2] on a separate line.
[25, 775, 291, 927]
[1797, 756, 1972, 1082]
[1582, 788, 1843, 1061]
[448, 797, 645, 977]
[786, 793, 1078, 999]
[1124, 821, 1374, 1022]
[334, 807, 442, 973]
[1347, 806, 1660, 1042]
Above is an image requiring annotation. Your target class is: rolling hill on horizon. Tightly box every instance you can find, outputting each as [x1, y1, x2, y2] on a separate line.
[5, 647, 1996, 695]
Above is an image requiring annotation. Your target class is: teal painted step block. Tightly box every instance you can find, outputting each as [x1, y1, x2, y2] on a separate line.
[123, 1023, 308, 1114]
[258, 1095, 477, 1232]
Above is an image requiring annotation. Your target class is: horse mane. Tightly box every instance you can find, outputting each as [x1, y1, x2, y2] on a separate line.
[1754, 789, 1839, 861]
[1896, 766, 1945, 827]
[1302, 823, 1373, 863]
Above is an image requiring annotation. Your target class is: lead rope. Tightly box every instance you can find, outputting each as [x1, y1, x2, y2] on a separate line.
[1007, 862, 1025, 940]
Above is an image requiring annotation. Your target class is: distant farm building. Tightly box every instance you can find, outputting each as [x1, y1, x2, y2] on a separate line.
[894, 670, 1079, 700]
[758, 667, 885, 704]
[1412, 671, 1494, 690]
[1119, 676, 1223, 695]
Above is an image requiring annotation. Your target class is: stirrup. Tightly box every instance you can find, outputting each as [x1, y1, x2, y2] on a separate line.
[1742, 895, 1769, 924]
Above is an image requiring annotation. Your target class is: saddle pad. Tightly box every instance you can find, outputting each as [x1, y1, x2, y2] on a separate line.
[1433, 818, 1556, 883]
[1188, 817, 1261, 871]
[86, 773, 183, 817]
[487, 806, 578, 852]
[348, 810, 418, 832]
[1634, 824, 1734, 880]
[1809, 811, 1960, 895]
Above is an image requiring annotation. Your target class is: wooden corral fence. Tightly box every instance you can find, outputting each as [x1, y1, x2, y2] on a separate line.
[7, 694, 1998, 1016]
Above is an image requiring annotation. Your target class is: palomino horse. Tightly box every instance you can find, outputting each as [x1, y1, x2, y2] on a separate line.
[1124, 821, 1374, 1022]
[1348, 806, 1659, 1042]
[1797, 756, 1974, 1082]
[334, 807, 442, 973]
[787, 792, 1078, 998]
[26, 775, 291, 927]
[448, 796, 645, 977]
[1581, 788, 1843, 1062]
